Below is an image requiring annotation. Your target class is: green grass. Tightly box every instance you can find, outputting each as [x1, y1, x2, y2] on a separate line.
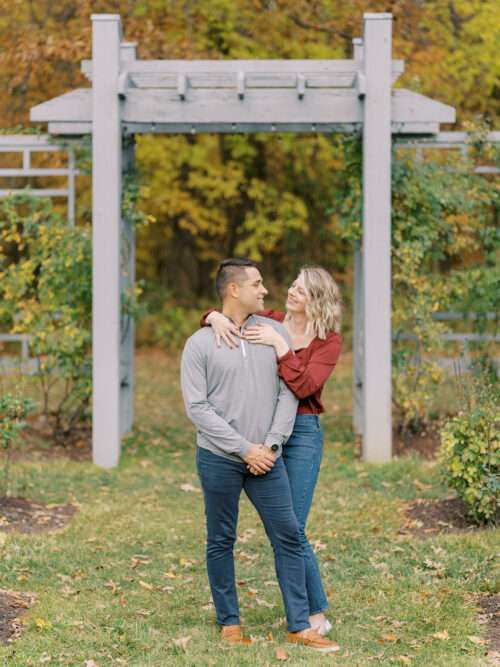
[0, 349, 498, 666]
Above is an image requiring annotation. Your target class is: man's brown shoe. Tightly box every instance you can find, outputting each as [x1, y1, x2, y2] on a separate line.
[287, 628, 340, 653]
[220, 624, 252, 645]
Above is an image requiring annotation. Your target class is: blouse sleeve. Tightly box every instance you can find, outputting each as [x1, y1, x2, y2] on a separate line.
[256, 309, 285, 322]
[200, 308, 285, 327]
[200, 308, 218, 327]
[278, 334, 342, 399]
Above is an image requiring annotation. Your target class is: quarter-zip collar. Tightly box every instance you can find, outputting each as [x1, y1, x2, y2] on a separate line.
[221, 312, 258, 358]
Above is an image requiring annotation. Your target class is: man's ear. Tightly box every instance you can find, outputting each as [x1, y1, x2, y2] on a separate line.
[226, 281, 239, 299]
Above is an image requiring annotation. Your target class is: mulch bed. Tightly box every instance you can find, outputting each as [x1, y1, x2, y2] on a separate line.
[399, 496, 483, 538]
[0, 497, 77, 534]
[475, 594, 500, 664]
[393, 424, 441, 460]
[0, 590, 36, 645]
[6, 415, 92, 463]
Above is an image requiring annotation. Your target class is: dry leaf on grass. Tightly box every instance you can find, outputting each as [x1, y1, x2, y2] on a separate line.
[276, 648, 288, 660]
[180, 483, 201, 493]
[84, 661, 99, 667]
[397, 656, 412, 665]
[256, 597, 275, 608]
[467, 635, 487, 645]
[139, 580, 155, 591]
[381, 634, 398, 643]
[432, 630, 449, 640]
[172, 635, 192, 650]
[413, 479, 432, 491]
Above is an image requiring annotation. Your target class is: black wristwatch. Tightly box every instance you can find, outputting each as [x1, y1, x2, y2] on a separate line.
[270, 444, 279, 452]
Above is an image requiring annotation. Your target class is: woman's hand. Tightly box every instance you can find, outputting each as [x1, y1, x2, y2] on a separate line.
[243, 324, 290, 357]
[206, 311, 240, 348]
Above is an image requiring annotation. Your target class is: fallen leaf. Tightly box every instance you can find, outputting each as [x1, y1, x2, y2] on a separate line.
[172, 635, 192, 650]
[39, 654, 52, 664]
[467, 635, 487, 645]
[163, 571, 176, 579]
[276, 648, 288, 661]
[397, 656, 412, 665]
[267, 631, 274, 641]
[256, 597, 275, 608]
[139, 581, 155, 591]
[180, 483, 201, 493]
[433, 630, 449, 640]
[84, 661, 99, 667]
[310, 539, 327, 552]
[35, 618, 51, 630]
[413, 479, 432, 491]
[381, 634, 398, 643]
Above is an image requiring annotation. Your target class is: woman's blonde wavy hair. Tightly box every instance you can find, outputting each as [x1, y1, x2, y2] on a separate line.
[300, 266, 342, 339]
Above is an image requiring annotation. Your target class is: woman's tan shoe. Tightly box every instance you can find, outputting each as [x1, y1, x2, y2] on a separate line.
[287, 627, 340, 653]
[220, 624, 252, 645]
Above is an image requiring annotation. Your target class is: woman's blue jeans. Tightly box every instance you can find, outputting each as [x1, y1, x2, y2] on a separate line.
[283, 413, 329, 615]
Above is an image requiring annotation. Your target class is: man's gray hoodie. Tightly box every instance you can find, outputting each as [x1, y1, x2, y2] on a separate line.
[180, 314, 298, 463]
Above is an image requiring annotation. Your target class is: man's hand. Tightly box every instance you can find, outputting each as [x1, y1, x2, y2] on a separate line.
[242, 444, 275, 475]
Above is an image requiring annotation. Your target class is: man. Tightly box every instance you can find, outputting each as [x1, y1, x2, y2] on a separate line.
[181, 258, 339, 653]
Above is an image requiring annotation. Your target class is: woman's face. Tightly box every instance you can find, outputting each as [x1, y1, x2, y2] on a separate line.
[286, 272, 308, 314]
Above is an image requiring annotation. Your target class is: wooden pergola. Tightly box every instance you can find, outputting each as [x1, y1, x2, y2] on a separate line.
[30, 12, 455, 468]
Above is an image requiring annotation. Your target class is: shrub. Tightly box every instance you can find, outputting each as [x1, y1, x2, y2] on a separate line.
[439, 366, 499, 524]
[136, 301, 205, 353]
[331, 131, 499, 431]
[0, 194, 92, 441]
[0, 391, 36, 496]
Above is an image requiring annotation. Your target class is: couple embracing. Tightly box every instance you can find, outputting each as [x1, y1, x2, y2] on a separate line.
[181, 258, 342, 653]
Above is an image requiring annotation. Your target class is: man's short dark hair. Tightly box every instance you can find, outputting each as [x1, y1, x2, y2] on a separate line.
[215, 257, 259, 301]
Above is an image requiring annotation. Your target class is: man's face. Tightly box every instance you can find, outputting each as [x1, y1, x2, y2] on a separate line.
[234, 267, 268, 314]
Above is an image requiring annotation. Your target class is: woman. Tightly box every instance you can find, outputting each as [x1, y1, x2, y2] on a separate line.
[202, 265, 342, 636]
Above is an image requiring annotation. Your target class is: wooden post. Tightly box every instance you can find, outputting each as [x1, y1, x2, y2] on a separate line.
[361, 13, 393, 462]
[119, 41, 137, 437]
[352, 241, 364, 436]
[91, 14, 122, 467]
[120, 136, 135, 436]
[352, 37, 364, 437]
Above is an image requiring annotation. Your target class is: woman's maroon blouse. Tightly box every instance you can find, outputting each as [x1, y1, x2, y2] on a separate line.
[201, 309, 342, 415]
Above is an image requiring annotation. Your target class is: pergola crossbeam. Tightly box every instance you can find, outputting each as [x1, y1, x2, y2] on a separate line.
[82, 57, 405, 79]
[32, 87, 454, 129]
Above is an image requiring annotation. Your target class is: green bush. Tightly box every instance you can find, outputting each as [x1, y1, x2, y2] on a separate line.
[439, 368, 499, 524]
[0, 194, 92, 440]
[136, 303, 204, 353]
[0, 391, 36, 496]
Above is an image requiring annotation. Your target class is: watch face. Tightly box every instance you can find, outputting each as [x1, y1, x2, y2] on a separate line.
[271, 444, 279, 452]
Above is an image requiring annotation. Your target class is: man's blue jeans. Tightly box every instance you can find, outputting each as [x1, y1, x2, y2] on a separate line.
[196, 446, 311, 632]
[283, 414, 329, 615]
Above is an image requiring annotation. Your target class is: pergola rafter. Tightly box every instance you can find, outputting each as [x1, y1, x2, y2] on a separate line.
[29, 12, 459, 468]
